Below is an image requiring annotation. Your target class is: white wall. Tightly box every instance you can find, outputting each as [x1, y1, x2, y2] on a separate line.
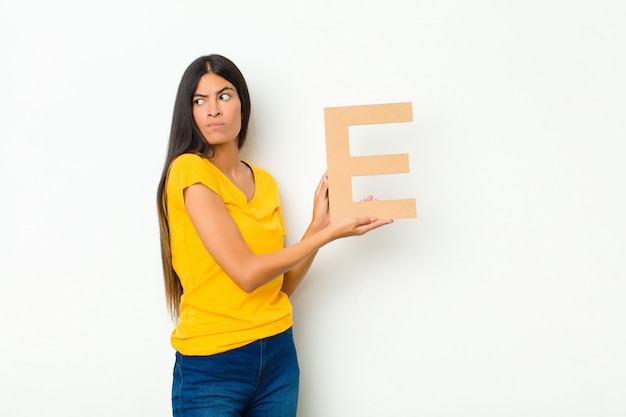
[1, 0, 625, 416]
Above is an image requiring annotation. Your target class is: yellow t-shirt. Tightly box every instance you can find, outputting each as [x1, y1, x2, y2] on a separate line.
[166, 153, 293, 355]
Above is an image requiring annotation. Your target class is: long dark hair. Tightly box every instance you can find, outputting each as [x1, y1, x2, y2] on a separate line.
[157, 54, 252, 319]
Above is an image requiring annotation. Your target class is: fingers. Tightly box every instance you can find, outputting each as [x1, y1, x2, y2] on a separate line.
[347, 216, 394, 235]
[311, 172, 331, 230]
[358, 216, 394, 227]
[360, 195, 381, 202]
[314, 172, 329, 199]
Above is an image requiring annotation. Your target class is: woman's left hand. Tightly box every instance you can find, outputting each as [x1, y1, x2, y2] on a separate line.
[310, 171, 330, 231]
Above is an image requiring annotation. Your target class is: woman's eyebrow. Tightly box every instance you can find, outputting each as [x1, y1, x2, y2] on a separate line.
[217, 86, 235, 94]
[194, 86, 235, 97]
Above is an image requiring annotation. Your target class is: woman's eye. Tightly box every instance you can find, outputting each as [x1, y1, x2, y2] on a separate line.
[194, 98, 205, 105]
[219, 93, 231, 101]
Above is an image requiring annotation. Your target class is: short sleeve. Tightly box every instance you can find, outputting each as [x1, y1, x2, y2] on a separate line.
[166, 154, 219, 210]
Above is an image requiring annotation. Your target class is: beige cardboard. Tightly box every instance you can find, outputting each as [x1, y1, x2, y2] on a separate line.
[324, 102, 417, 220]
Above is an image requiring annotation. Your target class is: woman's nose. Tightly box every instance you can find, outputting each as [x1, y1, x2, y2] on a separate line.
[207, 102, 222, 117]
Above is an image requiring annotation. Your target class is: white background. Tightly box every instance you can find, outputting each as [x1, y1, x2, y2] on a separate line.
[1, 0, 625, 416]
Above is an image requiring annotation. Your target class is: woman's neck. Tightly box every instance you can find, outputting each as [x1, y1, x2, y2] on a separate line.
[210, 143, 245, 179]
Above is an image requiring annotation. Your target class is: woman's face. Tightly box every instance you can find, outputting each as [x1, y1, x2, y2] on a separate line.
[192, 73, 242, 147]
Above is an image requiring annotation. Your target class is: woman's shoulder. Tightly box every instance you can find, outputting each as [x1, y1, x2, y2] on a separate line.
[167, 153, 221, 188]
[171, 152, 206, 167]
[170, 153, 218, 174]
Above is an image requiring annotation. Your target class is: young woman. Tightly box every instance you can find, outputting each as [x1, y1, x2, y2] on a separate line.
[157, 54, 393, 417]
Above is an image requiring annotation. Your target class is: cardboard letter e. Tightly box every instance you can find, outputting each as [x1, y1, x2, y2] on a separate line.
[324, 102, 417, 220]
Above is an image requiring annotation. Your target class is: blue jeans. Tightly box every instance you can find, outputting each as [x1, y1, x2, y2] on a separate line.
[172, 328, 299, 417]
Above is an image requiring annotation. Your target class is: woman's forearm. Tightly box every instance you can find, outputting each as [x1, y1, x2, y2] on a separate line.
[281, 222, 324, 296]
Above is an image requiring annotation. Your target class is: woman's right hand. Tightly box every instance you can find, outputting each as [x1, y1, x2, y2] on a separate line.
[326, 215, 394, 240]
[310, 171, 394, 240]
